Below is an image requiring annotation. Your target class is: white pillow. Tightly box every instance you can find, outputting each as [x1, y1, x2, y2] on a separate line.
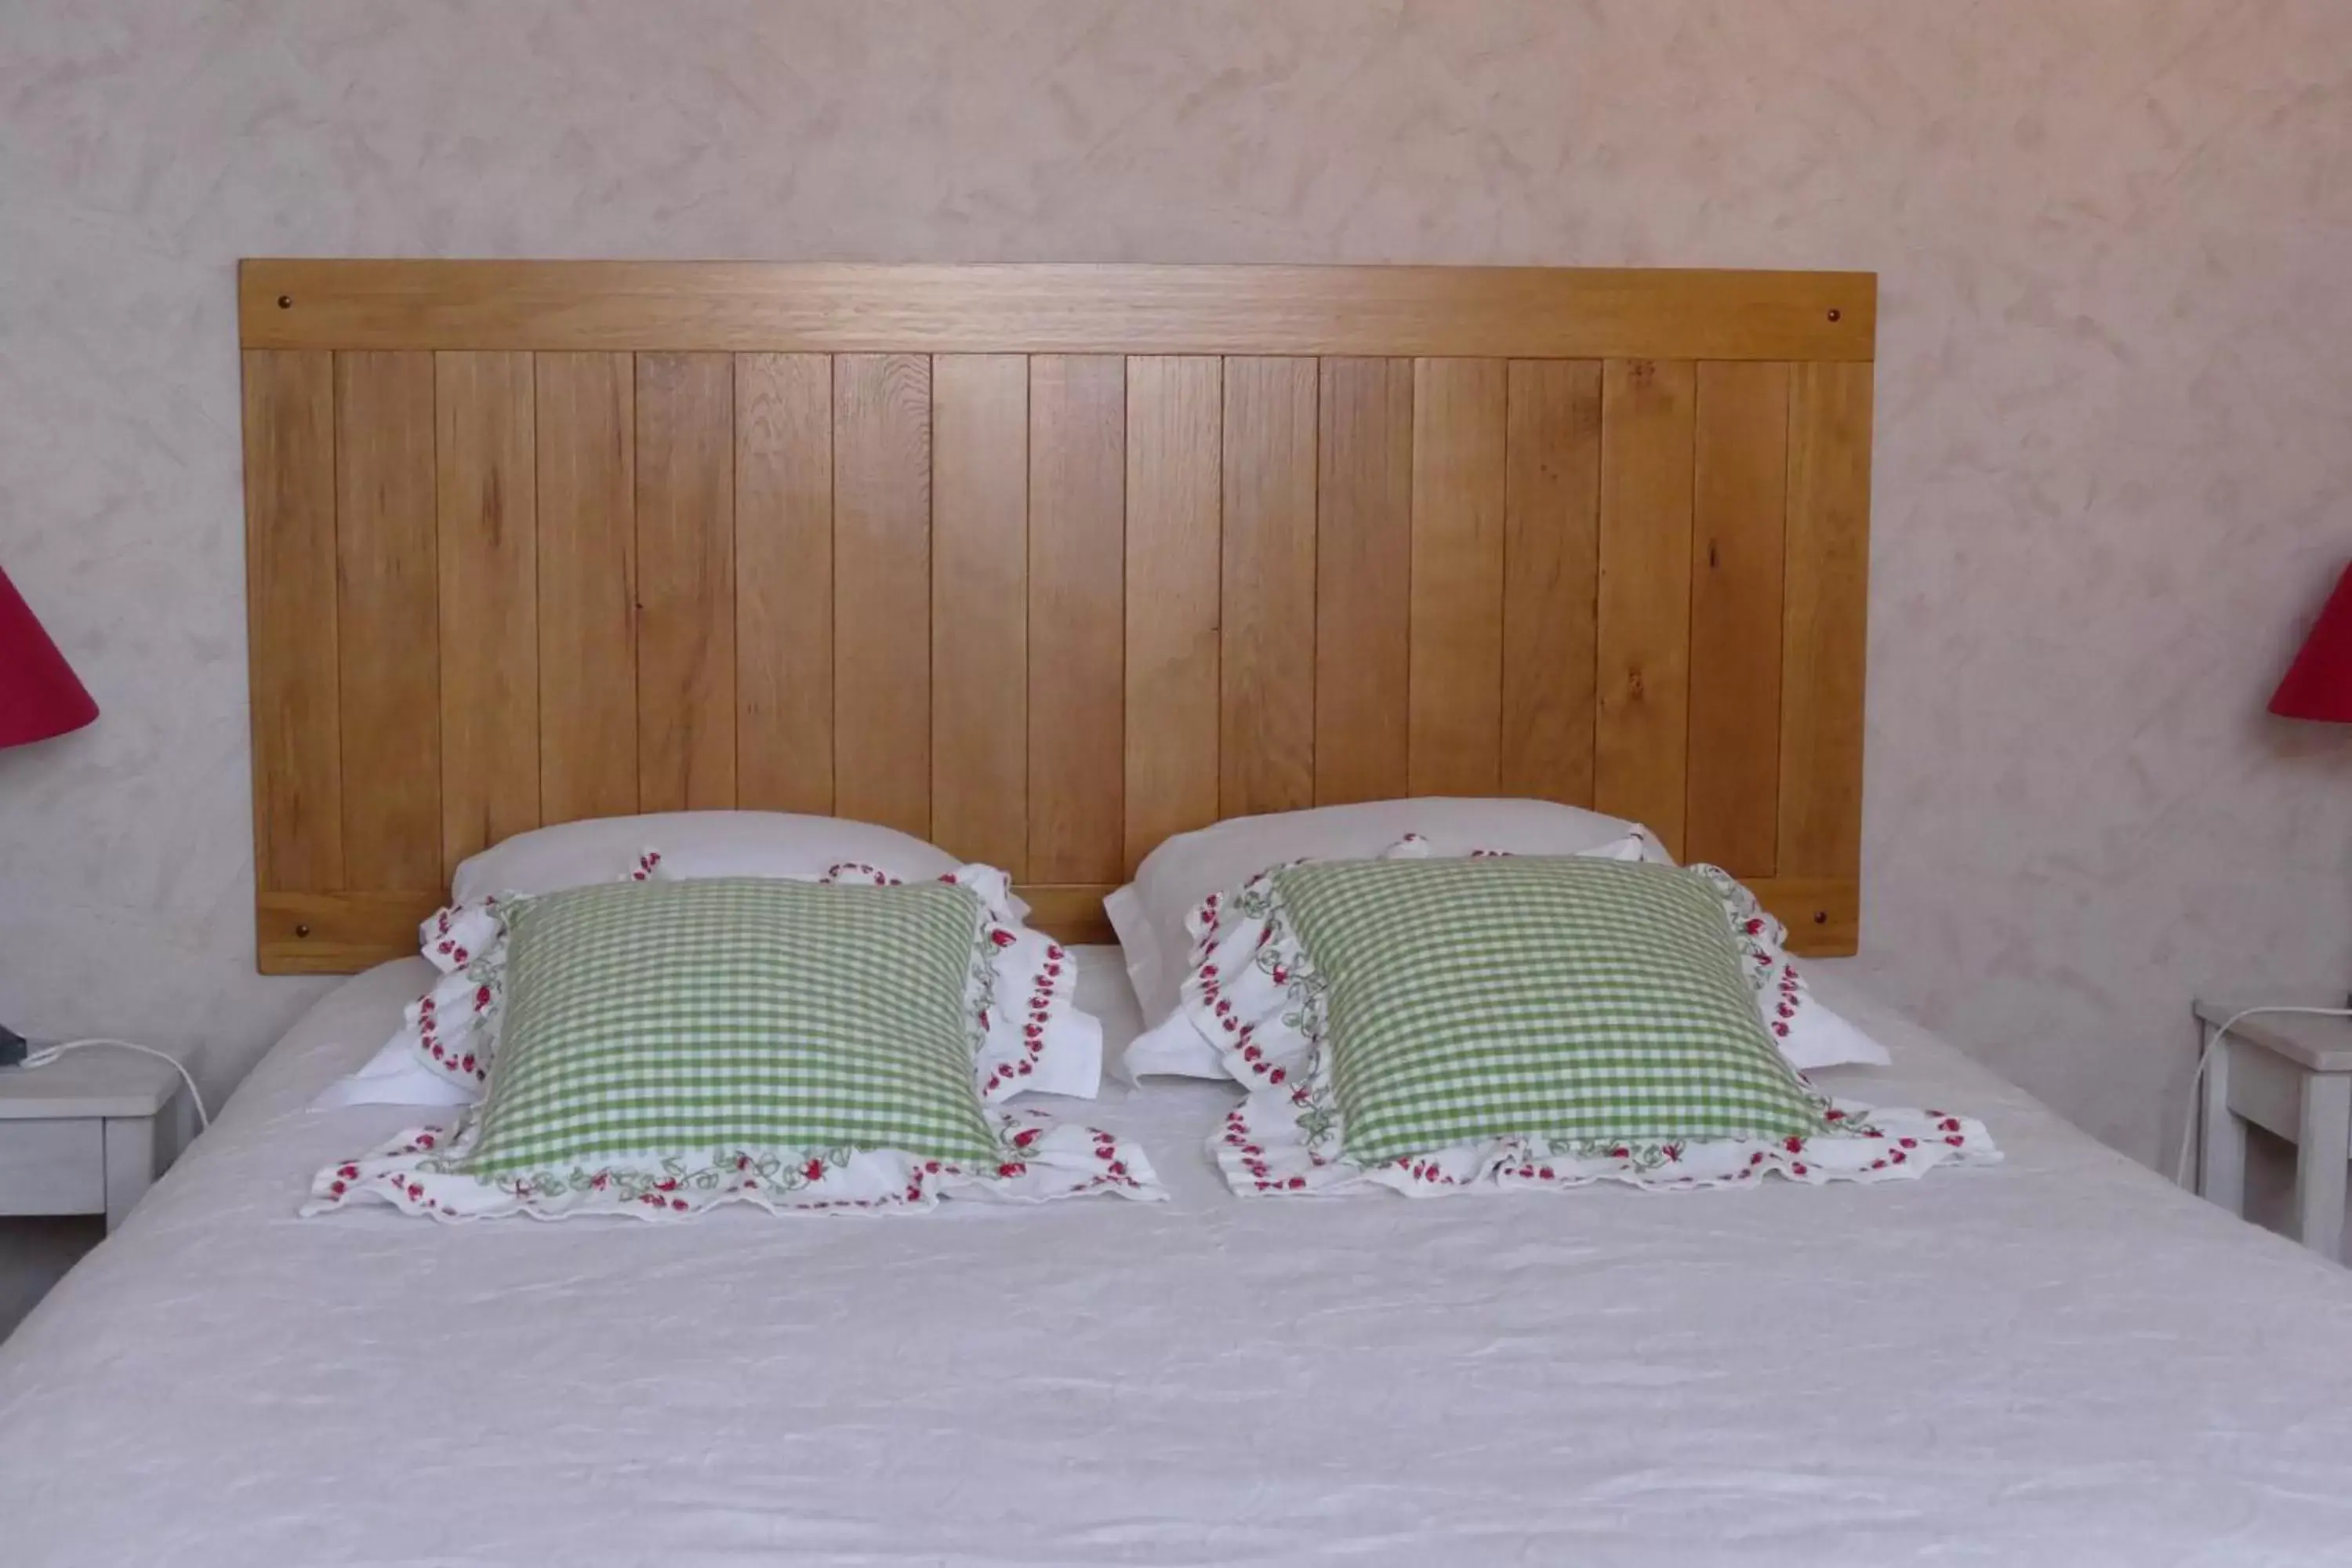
[452, 811, 989, 905]
[1109, 797, 1668, 1033]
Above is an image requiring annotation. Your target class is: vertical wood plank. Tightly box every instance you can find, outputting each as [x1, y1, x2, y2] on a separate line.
[1501, 359, 1602, 806]
[1686, 361, 1790, 875]
[535, 351, 637, 826]
[1219, 357, 1318, 818]
[1594, 358, 1697, 854]
[930, 354, 1029, 869]
[1124, 356, 1223, 875]
[1407, 358, 1508, 796]
[833, 354, 933, 838]
[1029, 355, 1126, 883]
[635, 353, 735, 811]
[736, 354, 834, 815]
[334, 350, 439, 889]
[244, 350, 343, 893]
[1313, 358, 1413, 805]
[1780, 360, 1873, 882]
[436, 351, 539, 874]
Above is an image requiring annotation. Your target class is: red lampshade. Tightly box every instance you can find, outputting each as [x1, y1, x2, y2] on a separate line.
[2271, 564, 2352, 723]
[0, 566, 98, 748]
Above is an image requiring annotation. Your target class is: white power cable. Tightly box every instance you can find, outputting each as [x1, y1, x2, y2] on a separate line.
[2175, 1004, 2352, 1189]
[19, 1038, 210, 1132]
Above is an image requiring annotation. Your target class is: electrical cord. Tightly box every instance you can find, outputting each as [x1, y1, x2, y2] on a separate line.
[19, 1038, 210, 1132]
[2175, 1004, 2352, 1188]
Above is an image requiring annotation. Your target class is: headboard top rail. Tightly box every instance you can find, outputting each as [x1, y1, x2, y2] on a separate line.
[241, 260, 1875, 360]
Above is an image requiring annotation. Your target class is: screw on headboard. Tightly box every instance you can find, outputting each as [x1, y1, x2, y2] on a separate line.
[278, 295, 294, 310]
[294, 923, 313, 938]
[1826, 307, 1842, 323]
[1813, 910, 1828, 924]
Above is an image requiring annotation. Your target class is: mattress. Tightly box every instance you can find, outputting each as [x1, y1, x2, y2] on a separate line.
[5, 953, 2352, 1567]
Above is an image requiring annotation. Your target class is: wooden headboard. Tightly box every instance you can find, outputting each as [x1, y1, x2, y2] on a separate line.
[239, 262, 1873, 975]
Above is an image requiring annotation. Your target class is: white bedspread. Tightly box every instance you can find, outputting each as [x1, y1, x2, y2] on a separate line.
[5, 953, 2352, 1566]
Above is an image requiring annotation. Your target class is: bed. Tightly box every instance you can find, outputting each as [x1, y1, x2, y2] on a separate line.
[5, 261, 2352, 1564]
[7, 953, 2352, 1564]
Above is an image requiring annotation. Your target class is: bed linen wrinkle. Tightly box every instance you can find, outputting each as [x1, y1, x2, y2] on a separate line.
[3, 954, 2352, 1565]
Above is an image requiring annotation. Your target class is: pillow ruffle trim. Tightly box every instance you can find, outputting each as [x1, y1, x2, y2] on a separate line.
[303, 1108, 1162, 1221]
[405, 899, 510, 1090]
[1213, 1093, 1994, 1197]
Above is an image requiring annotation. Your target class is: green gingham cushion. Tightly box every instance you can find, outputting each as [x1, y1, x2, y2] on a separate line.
[1271, 857, 1827, 1165]
[456, 877, 1000, 1178]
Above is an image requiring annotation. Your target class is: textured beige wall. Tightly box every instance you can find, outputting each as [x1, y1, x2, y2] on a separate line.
[2, 1, 2348, 1194]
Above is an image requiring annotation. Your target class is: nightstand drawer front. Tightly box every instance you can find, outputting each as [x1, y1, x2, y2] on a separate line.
[2227, 1046, 2331, 1145]
[0, 1120, 106, 1215]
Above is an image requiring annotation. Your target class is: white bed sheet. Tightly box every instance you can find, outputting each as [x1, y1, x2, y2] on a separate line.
[5, 952, 2352, 1566]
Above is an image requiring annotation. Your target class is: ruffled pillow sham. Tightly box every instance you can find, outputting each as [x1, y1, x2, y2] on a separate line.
[1173, 850, 1997, 1198]
[305, 873, 1156, 1221]
[1108, 797, 1670, 1029]
[1124, 835, 1888, 1080]
[321, 850, 1100, 1109]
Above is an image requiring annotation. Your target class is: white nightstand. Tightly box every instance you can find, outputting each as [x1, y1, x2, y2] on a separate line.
[0, 1051, 189, 1232]
[2193, 998, 2352, 1258]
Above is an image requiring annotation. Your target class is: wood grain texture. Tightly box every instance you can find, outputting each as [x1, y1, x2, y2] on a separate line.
[1686, 361, 1790, 876]
[930, 354, 1029, 869]
[735, 354, 834, 815]
[634, 354, 735, 811]
[535, 352, 638, 826]
[1408, 358, 1509, 796]
[244, 350, 343, 894]
[240, 266, 1877, 971]
[1027, 355, 1127, 884]
[1002, 885, 1120, 947]
[1501, 359, 1602, 805]
[1744, 877, 1858, 957]
[1780, 361, 1874, 886]
[833, 354, 934, 838]
[1313, 358, 1413, 805]
[1592, 359, 1697, 855]
[1219, 357, 1319, 818]
[243, 261, 1876, 361]
[257, 890, 441, 976]
[435, 351, 540, 874]
[1124, 356, 1224, 876]
[332, 350, 439, 889]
